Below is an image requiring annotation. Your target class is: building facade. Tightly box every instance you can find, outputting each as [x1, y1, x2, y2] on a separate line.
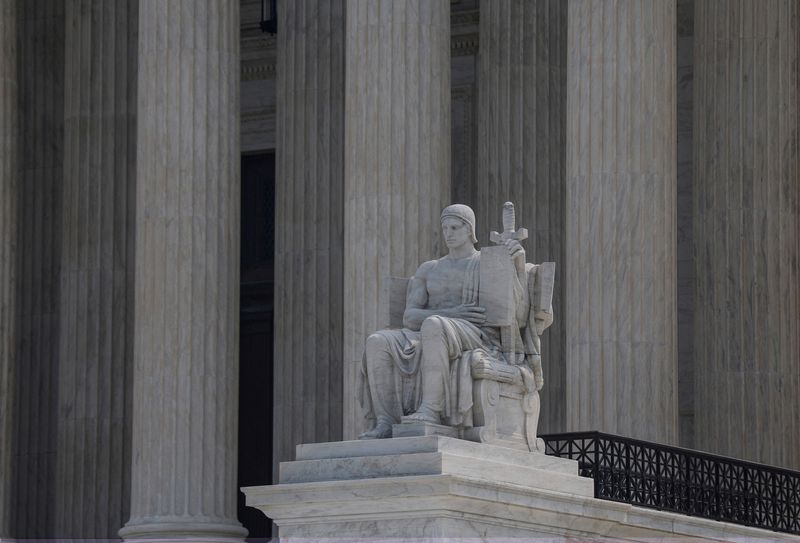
[0, 0, 797, 540]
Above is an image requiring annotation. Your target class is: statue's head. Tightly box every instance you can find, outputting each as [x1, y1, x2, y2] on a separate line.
[440, 204, 478, 248]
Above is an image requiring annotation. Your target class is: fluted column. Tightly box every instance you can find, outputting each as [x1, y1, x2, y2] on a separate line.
[694, 0, 800, 469]
[120, 1, 245, 540]
[0, 0, 17, 538]
[56, 1, 135, 537]
[476, 0, 567, 433]
[12, 1, 65, 538]
[272, 1, 345, 474]
[566, 1, 678, 443]
[343, 0, 451, 439]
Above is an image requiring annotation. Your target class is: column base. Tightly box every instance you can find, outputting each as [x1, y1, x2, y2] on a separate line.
[119, 516, 247, 543]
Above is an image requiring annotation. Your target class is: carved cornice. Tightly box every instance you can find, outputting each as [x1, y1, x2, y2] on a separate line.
[242, 60, 276, 81]
[241, 22, 276, 81]
[452, 33, 479, 57]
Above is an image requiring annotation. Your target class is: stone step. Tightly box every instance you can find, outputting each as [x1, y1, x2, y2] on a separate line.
[281, 438, 593, 496]
[295, 435, 576, 475]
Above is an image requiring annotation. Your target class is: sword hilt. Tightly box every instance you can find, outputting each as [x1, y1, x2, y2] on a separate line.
[502, 202, 515, 233]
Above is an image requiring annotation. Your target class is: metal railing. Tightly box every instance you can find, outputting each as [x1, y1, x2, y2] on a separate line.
[540, 431, 800, 536]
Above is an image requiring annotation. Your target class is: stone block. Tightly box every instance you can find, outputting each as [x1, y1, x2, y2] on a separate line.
[244, 437, 795, 541]
[391, 421, 459, 438]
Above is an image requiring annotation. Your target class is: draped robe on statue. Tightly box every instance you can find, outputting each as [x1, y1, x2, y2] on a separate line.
[358, 250, 531, 430]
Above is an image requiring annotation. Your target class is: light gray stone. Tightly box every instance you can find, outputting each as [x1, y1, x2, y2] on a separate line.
[120, 1, 246, 541]
[243, 437, 793, 541]
[0, 0, 17, 538]
[271, 0, 345, 488]
[566, 0, 678, 444]
[11, 1, 65, 537]
[54, 1, 136, 537]
[343, 0, 453, 440]
[279, 437, 591, 495]
[391, 421, 459, 439]
[475, 0, 568, 436]
[693, 0, 800, 470]
[358, 203, 554, 454]
[295, 436, 579, 474]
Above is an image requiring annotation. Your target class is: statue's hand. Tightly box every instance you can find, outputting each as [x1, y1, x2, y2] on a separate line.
[502, 239, 526, 273]
[502, 238, 524, 258]
[446, 303, 486, 324]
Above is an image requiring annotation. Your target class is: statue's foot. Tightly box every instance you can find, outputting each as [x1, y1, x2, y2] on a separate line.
[401, 405, 441, 424]
[358, 422, 392, 439]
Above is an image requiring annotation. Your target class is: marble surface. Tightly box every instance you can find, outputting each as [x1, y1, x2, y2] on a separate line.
[475, 0, 568, 435]
[359, 202, 552, 452]
[121, 1, 246, 540]
[391, 421, 459, 439]
[296, 435, 574, 471]
[693, 0, 800, 470]
[272, 0, 346, 489]
[55, 1, 136, 537]
[565, 0, 678, 444]
[10, 1, 65, 537]
[281, 436, 586, 493]
[343, 0, 452, 440]
[243, 437, 794, 541]
[0, 0, 16, 538]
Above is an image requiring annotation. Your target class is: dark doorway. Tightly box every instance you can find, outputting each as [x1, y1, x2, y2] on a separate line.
[237, 152, 275, 539]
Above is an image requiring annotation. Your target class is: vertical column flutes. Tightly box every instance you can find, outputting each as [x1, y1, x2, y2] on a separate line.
[0, 0, 18, 537]
[55, 1, 136, 537]
[343, 0, 452, 439]
[12, 1, 65, 538]
[120, 1, 246, 540]
[694, 0, 800, 470]
[565, 0, 678, 444]
[476, 0, 567, 433]
[272, 0, 345, 475]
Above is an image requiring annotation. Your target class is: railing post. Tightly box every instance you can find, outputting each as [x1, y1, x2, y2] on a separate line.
[593, 434, 599, 498]
[625, 439, 632, 502]
[770, 471, 778, 531]
[742, 465, 749, 526]
[714, 459, 721, 520]
[655, 447, 662, 509]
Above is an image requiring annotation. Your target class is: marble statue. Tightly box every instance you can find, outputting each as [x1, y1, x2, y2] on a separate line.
[358, 202, 554, 451]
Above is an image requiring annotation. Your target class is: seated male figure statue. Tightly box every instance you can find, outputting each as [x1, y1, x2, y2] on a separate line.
[358, 203, 534, 439]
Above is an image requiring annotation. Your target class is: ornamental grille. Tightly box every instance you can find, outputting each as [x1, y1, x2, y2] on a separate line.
[541, 432, 800, 536]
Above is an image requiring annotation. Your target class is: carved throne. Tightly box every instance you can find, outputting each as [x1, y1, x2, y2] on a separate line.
[382, 263, 552, 453]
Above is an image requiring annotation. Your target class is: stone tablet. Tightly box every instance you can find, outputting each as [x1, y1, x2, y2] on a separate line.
[479, 245, 515, 327]
[533, 262, 556, 311]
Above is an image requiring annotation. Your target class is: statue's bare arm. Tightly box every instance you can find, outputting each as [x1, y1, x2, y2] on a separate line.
[402, 261, 486, 331]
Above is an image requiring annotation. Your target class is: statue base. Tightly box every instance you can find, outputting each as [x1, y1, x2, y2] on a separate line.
[392, 420, 459, 438]
[242, 436, 790, 541]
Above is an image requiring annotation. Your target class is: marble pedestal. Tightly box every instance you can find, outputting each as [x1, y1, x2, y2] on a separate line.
[243, 436, 798, 541]
[245, 436, 591, 539]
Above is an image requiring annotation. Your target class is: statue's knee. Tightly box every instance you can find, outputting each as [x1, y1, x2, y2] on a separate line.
[366, 332, 390, 357]
[421, 316, 445, 339]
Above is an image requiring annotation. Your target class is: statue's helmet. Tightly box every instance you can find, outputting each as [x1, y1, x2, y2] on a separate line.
[440, 204, 478, 244]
